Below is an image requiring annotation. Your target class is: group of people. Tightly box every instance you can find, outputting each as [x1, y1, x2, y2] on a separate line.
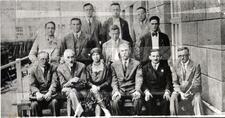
[28, 2, 204, 117]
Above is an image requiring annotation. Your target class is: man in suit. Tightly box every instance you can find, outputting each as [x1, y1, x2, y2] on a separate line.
[102, 2, 132, 44]
[102, 24, 129, 65]
[142, 49, 173, 115]
[81, 3, 103, 47]
[140, 16, 171, 63]
[170, 47, 203, 115]
[30, 51, 60, 116]
[132, 7, 149, 60]
[57, 49, 88, 117]
[60, 18, 93, 65]
[29, 21, 61, 64]
[111, 43, 143, 115]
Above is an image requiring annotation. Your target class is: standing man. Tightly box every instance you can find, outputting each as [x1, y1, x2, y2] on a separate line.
[111, 43, 143, 115]
[102, 2, 132, 44]
[57, 49, 88, 117]
[142, 49, 173, 115]
[30, 51, 60, 116]
[170, 47, 203, 115]
[82, 3, 103, 47]
[60, 18, 93, 65]
[102, 25, 129, 65]
[29, 21, 61, 64]
[132, 7, 149, 60]
[140, 16, 170, 63]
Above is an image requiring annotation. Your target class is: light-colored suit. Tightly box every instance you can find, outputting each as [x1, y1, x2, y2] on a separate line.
[81, 17, 102, 47]
[170, 59, 203, 115]
[131, 19, 149, 60]
[102, 39, 129, 65]
[57, 61, 87, 116]
[29, 36, 61, 63]
[111, 58, 143, 115]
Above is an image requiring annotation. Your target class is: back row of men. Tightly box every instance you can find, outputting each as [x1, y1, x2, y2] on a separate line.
[28, 2, 204, 116]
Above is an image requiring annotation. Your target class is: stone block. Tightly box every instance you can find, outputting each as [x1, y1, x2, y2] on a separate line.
[207, 48, 223, 81]
[223, 82, 225, 111]
[192, 0, 206, 21]
[201, 75, 223, 111]
[180, 0, 193, 22]
[206, 0, 221, 19]
[222, 51, 225, 82]
[197, 20, 222, 47]
[181, 22, 198, 46]
[190, 47, 208, 75]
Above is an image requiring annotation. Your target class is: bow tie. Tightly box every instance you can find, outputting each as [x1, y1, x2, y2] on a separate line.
[152, 32, 157, 36]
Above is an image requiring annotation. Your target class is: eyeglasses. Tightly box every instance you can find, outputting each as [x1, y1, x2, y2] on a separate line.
[178, 54, 189, 58]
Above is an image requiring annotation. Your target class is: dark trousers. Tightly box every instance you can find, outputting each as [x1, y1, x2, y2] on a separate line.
[111, 95, 142, 115]
[30, 98, 60, 116]
[145, 95, 170, 115]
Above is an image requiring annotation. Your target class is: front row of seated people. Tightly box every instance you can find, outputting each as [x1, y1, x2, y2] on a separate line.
[29, 45, 203, 116]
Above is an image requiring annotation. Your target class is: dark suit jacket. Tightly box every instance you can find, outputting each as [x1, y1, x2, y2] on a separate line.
[140, 32, 171, 62]
[57, 61, 87, 90]
[60, 31, 93, 62]
[81, 17, 102, 47]
[102, 17, 132, 44]
[30, 63, 58, 96]
[142, 60, 173, 94]
[111, 58, 143, 94]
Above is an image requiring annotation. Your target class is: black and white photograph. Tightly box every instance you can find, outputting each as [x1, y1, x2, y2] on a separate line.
[1, 0, 225, 117]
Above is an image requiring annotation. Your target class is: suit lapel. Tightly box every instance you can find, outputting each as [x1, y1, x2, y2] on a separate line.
[185, 60, 194, 81]
[37, 66, 45, 82]
[125, 59, 134, 77]
[117, 61, 125, 77]
[159, 32, 165, 46]
[90, 18, 96, 36]
[62, 64, 73, 80]
[119, 18, 125, 31]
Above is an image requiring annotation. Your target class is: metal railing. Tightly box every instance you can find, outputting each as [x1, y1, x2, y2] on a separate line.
[1, 56, 29, 100]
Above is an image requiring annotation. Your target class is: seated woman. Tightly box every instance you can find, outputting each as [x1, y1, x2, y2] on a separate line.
[86, 48, 111, 116]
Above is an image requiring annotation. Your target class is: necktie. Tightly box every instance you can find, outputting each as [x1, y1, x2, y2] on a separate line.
[123, 61, 127, 74]
[182, 65, 186, 80]
[76, 34, 79, 39]
[88, 19, 91, 33]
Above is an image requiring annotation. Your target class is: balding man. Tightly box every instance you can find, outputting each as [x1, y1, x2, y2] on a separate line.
[111, 43, 143, 115]
[57, 49, 88, 117]
[30, 51, 60, 116]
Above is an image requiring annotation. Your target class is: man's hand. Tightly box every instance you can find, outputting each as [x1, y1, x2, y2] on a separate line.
[144, 89, 153, 101]
[180, 92, 189, 100]
[163, 91, 170, 101]
[112, 91, 121, 101]
[36, 92, 44, 101]
[90, 85, 100, 93]
[44, 92, 52, 102]
[132, 91, 141, 101]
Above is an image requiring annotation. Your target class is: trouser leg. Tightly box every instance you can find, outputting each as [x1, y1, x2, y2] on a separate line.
[30, 101, 42, 116]
[133, 98, 142, 115]
[48, 98, 60, 116]
[111, 99, 120, 115]
[170, 92, 179, 115]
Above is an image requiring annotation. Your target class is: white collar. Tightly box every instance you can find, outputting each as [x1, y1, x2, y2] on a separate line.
[181, 59, 190, 69]
[151, 62, 159, 70]
[86, 17, 93, 23]
[73, 31, 81, 38]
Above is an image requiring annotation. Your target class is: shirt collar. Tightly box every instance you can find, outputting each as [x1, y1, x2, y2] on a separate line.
[86, 17, 93, 23]
[151, 62, 159, 69]
[73, 31, 81, 38]
[181, 59, 190, 69]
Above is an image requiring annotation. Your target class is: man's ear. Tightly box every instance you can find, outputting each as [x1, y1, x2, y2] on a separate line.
[148, 55, 151, 60]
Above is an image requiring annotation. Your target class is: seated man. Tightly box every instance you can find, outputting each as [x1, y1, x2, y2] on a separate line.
[170, 47, 204, 115]
[111, 43, 143, 115]
[30, 51, 60, 116]
[57, 49, 88, 117]
[142, 49, 173, 115]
